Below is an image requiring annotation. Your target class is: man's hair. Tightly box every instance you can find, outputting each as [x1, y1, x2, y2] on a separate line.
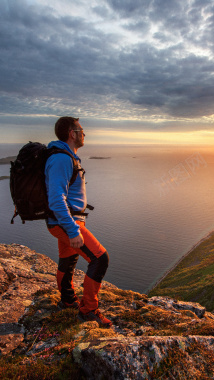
[55, 116, 79, 142]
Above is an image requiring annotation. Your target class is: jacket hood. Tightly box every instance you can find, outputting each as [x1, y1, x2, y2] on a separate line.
[47, 140, 80, 161]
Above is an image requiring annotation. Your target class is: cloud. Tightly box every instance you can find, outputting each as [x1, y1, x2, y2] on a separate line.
[0, 0, 214, 138]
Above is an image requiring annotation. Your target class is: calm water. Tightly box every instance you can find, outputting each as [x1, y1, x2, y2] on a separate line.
[1, 143, 214, 293]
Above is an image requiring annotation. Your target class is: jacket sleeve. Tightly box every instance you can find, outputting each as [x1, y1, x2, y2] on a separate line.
[45, 153, 80, 238]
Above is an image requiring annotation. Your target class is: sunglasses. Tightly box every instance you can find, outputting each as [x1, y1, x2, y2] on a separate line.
[72, 129, 85, 136]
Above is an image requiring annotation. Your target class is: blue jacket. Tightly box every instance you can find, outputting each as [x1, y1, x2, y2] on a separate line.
[45, 140, 87, 238]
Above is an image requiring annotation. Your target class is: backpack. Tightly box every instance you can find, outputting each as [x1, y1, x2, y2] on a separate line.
[10, 141, 86, 224]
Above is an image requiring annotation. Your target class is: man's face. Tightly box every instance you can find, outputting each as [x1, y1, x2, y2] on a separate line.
[73, 121, 85, 149]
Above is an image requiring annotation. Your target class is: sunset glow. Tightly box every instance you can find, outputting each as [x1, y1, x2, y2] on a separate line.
[87, 129, 214, 145]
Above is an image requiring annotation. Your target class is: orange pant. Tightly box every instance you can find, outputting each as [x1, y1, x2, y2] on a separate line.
[48, 221, 109, 313]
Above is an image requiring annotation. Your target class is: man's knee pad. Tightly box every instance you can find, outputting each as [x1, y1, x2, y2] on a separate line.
[58, 254, 79, 273]
[99, 251, 109, 272]
[87, 251, 109, 283]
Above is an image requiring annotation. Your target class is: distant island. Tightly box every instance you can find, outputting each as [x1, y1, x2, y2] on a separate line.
[89, 156, 111, 159]
[0, 156, 16, 164]
[1, 156, 112, 162]
[0, 156, 15, 181]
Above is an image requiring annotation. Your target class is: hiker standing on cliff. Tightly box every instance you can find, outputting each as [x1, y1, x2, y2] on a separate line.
[45, 116, 112, 327]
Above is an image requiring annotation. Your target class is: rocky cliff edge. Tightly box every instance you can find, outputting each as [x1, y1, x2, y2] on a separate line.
[0, 243, 214, 379]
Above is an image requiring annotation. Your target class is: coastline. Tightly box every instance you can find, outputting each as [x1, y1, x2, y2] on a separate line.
[148, 229, 214, 293]
[0, 156, 16, 164]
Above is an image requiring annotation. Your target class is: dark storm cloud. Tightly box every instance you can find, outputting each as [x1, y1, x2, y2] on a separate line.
[0, 1, 116, 99]
[0, 0, 214, 127]
[106, 0, 184, 24]
[116, 45, 214, 117]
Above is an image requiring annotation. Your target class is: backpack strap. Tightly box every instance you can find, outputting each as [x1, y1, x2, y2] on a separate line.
[47, 148, 94, 218]
[48, 147, 83, 186]
[68, 204, 94, 218]
[11, 207, 23, 224]
[86, 204, 94, 210]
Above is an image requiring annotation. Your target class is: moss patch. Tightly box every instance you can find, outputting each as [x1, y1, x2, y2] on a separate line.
[0, 353, 86, 380]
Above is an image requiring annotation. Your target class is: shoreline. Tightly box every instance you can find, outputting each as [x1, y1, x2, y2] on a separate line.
[148, 229, 214, 293]
[0, 156, 16, 164]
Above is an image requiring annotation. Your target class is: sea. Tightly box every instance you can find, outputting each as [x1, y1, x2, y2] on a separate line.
[1, 143, 214, 294]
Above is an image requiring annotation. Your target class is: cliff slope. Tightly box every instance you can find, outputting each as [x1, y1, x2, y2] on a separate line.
[0, 243, 214, 379]
[149, 232, 214, 312]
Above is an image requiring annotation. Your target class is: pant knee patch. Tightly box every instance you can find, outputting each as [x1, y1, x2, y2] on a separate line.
[99, 251, 109, 272]
[58, 254, 79, 273]
[87, 251, 109, 283]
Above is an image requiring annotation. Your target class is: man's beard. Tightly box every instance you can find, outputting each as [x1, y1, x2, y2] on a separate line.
[75, 136, 84, 149]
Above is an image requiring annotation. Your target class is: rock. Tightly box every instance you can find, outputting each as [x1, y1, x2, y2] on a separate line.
[0, 243, 117, 356]
[26, 337, 58, 356]
[1, 243, 214, 379]
[148, 296, 206, 318]
[172, 300, 206, 318]
[72, 335, 214, 380]
[0, 243, 56, 354]
[0, 243, 85, 355]
[0, 322, 25, 355]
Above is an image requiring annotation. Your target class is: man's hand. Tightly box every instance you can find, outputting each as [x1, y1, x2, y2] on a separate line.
[69, 233, 84, 249]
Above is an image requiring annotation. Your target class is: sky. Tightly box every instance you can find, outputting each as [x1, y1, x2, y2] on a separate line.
[0, 0, 214, 145]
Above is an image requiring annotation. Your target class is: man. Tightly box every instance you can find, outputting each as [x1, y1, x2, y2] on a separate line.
[45, 116, 112, 327]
